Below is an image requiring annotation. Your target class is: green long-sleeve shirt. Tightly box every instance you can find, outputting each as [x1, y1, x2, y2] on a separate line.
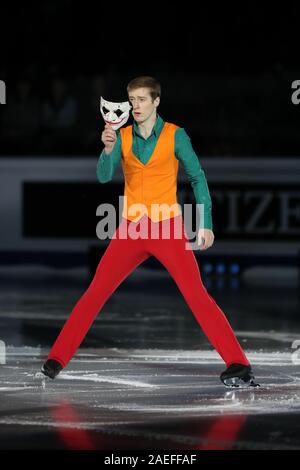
[97, 115, 213, 230]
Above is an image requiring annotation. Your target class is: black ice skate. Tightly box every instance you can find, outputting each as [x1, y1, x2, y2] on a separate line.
[220, 363, 260, 388]
[41, 359, 63, 380]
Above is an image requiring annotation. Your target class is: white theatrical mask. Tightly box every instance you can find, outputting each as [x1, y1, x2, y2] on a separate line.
[100, 97, 131, 130]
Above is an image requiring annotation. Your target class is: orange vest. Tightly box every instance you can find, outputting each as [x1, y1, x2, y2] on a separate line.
[120, 122, 182, 222]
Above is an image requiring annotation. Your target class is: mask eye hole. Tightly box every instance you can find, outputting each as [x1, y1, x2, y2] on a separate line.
[115, 109, 123, 118]
[102, 106, 109, 114]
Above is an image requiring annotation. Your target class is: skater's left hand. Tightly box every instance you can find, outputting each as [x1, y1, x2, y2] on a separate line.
[197, 228, 215, 250]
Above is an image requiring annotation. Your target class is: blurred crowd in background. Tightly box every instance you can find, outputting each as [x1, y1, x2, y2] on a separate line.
[0, 2, 299, 157]
[0, 71, 106, 155]
[0, 69, 298, 157]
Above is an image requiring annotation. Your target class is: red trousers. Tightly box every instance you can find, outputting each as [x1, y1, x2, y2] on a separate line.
[48, 215, 250, 368]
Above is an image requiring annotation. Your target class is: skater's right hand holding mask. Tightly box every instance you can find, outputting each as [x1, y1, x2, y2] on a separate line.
[101, 124, 117, 154]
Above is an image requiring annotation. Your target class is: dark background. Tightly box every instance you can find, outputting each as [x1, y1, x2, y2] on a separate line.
[0, 2, 299, 157]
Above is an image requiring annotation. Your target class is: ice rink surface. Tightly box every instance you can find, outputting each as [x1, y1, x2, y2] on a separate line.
[0, 265, 299, 450]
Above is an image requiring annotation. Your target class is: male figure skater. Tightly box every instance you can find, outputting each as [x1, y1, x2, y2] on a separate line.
[41, 76, 258, 388]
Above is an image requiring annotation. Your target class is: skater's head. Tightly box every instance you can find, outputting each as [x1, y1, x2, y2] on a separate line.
[127, 76, 160, 125]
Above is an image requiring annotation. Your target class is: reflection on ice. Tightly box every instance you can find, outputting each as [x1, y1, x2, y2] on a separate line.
[1, 342, 300, 449]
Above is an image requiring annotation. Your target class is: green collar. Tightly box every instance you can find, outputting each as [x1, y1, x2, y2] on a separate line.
[133, 114, 164, 138]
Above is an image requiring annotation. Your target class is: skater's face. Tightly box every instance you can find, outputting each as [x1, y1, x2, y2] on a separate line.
[128, 88, 160, 124]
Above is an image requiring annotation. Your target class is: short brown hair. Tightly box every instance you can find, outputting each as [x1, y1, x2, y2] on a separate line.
[127, 76, 161, 101]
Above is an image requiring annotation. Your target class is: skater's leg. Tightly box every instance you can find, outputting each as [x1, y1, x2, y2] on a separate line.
[48, 219, 150, 368]
[148, 216, 249, 367]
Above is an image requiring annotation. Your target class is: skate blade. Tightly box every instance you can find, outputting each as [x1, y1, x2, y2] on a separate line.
[34, 371, 52, 389]
[223, 377, 260, 388]
[34, 371, 46, 380]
